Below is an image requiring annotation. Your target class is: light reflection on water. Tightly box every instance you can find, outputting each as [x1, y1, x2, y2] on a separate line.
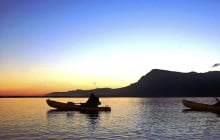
[0, 98, 220, 139]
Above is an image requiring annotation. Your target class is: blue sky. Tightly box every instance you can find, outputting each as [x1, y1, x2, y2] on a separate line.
[0, 0, 220, 94]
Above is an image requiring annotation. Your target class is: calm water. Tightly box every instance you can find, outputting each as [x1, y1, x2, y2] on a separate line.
[0, 97, 220, 139]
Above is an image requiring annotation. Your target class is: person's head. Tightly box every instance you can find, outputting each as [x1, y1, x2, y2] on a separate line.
[90, 93, 96, 98]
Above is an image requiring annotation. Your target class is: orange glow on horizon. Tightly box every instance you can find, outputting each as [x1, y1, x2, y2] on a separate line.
[0, 90, 45, 96]
[0, 65, 138, 96]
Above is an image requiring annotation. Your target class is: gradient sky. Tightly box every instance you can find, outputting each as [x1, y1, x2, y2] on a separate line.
[0, 0, 220, 95]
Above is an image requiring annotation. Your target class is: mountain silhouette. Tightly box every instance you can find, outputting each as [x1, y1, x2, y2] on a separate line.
[46, 69, 220, 97]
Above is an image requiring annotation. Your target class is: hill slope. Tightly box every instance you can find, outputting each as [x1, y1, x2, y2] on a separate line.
[46, 69, 220, 97]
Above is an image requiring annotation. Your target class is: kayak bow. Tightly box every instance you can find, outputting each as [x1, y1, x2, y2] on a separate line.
[182, 99, 220, 112]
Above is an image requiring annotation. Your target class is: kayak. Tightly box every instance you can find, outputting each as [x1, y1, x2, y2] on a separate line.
[182, 99, 220, 112]
[46, 99, 111, 112]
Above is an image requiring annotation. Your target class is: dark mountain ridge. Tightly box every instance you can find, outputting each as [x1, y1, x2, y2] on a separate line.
[46, 69, 220, 97]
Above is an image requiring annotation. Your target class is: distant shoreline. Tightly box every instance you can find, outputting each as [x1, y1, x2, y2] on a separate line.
[0, 96, 119, 98]
[0, 96, 47, 98]
[0, 96, 93, 98]
[0, 96, 218, 98]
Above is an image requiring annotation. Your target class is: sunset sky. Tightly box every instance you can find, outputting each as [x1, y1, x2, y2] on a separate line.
[0, 0, 220, 96]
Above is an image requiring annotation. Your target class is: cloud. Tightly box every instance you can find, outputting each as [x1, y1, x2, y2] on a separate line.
[212, 63, 220, 67]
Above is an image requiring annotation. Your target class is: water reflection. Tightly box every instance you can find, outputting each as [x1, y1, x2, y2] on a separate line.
[47, 109, 100, 118]
[46, 109, 101, 129]
[182, 109, 220, 117]
[83, 112, 100, 130]
[0, 98, 220, 139]
[47, 109, 74, 119]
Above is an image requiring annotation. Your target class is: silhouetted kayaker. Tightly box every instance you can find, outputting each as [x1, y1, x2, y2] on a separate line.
[81, 93, 101, 107]
[214, 97, 220, 106]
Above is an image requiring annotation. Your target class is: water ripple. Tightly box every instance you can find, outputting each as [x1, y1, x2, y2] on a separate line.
[0, 98, 220, 139]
